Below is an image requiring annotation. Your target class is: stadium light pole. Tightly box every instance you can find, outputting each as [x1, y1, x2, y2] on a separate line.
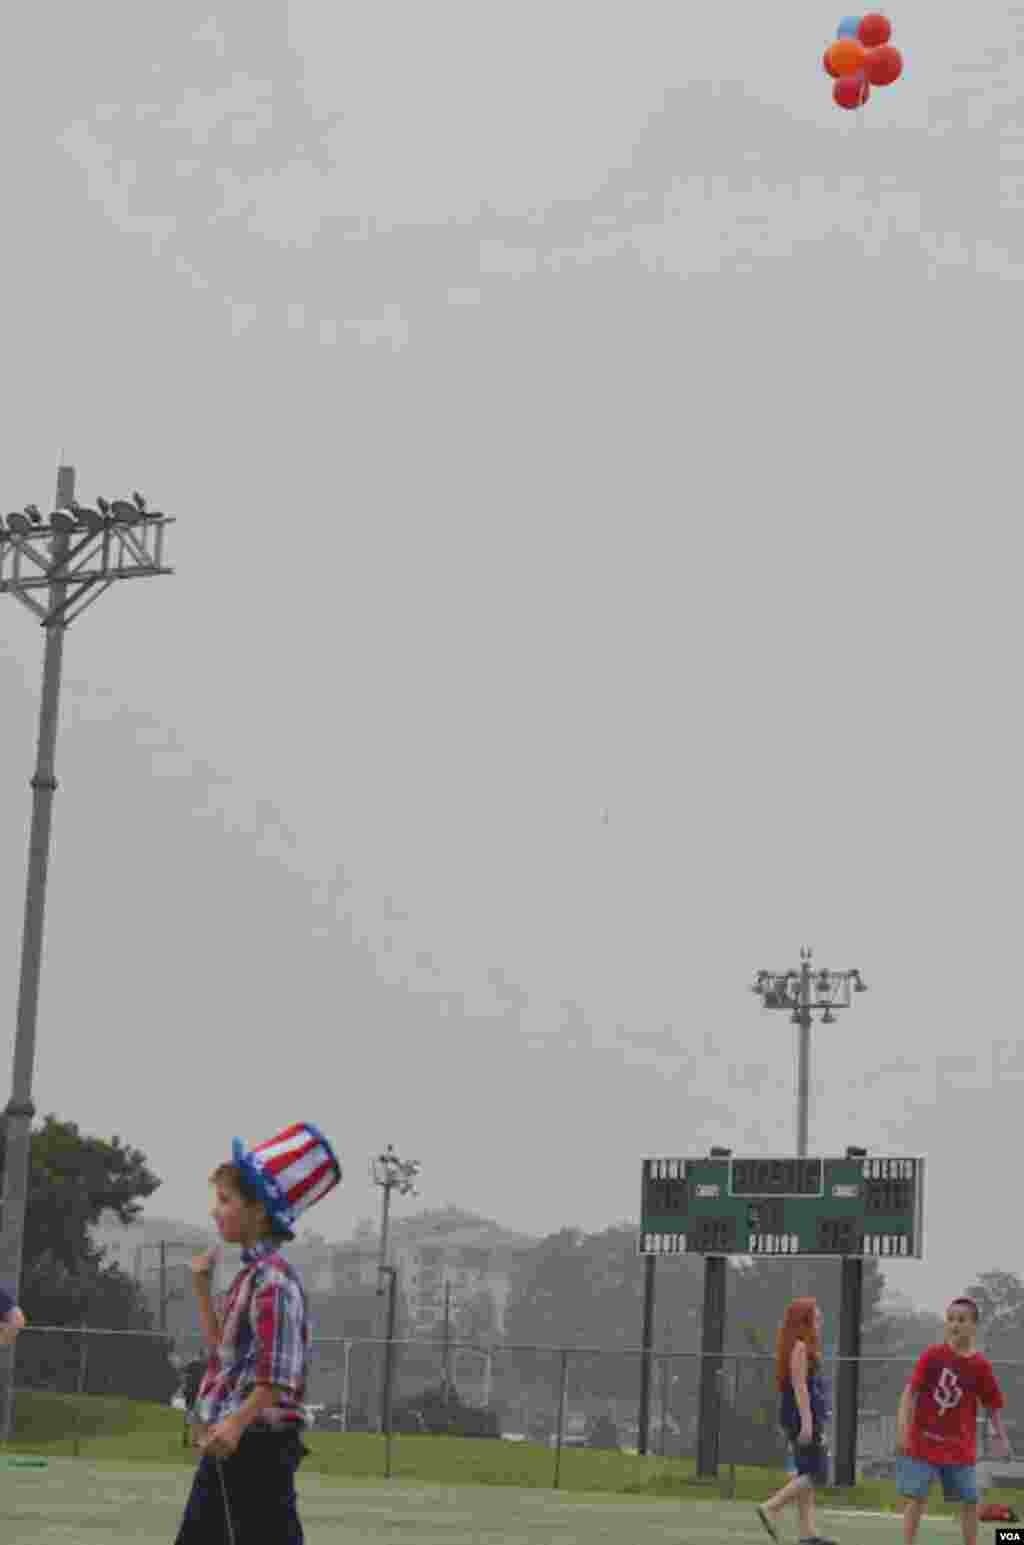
[0, 466, 175, 1443]
[750, 948, 868, 1160]
[370, 1144, 420, 1296]
[751, 949, 868, 1298]
[370, 1144, 419, 1435]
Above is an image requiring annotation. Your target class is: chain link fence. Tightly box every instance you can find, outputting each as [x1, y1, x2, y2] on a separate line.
[6, 1326, 1024, 1490]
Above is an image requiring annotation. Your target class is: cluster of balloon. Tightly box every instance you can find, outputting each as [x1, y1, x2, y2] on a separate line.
[823, 13, 903, 112]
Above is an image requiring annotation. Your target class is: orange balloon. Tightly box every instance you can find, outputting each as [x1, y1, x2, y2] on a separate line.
[823, 46, 841, 78]
[826, 38, 868, 77]
[864, 44, 902, 86]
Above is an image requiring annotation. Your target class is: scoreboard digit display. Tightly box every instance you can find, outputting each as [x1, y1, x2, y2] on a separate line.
[638, 1155, 925, 1258]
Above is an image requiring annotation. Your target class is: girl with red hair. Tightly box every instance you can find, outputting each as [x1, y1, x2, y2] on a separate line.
[756, 1297, 836, 1544]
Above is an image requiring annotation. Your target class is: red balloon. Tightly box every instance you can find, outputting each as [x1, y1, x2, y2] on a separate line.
[858, 13, 892, 48]
[864, 44, 903, 86]
[834, 74, 870, 110]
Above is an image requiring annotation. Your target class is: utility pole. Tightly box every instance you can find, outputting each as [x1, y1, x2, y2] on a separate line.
[139, 1240, 192, 1334]
[0, 469, 175, 1443]
[441, 1278, 452, 1400]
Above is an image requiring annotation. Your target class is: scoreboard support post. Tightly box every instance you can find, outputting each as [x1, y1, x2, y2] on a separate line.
[638, 1255, 656, 1455]
[696, 1255, 727, 1478]
[834, 1256, 863, 1487]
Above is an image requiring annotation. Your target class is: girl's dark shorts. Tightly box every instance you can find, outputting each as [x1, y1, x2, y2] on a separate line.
[175, 1426, 310, 1543]
[785, 1427, 829, 1484]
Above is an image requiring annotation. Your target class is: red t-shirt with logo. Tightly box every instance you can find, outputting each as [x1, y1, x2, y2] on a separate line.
[908, 1344, 1003, 1466]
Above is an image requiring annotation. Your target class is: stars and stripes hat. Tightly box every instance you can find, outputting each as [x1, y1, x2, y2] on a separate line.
[232, 1122, 342, 1241]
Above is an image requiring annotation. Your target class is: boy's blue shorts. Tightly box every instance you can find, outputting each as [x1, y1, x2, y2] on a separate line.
[896, 1455, 979, 1503]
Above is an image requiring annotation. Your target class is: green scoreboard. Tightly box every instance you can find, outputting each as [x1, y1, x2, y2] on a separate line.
[639, 1155, 925, 1259]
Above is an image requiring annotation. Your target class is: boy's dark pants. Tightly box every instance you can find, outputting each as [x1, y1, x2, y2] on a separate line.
[175, 1428, 309, 1543]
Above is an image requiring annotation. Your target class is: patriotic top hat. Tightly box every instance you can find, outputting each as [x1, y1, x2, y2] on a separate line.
[232, 1122, 342, 1242]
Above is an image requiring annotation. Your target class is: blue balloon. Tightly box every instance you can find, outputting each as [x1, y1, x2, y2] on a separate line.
[836, 15, 863, 37]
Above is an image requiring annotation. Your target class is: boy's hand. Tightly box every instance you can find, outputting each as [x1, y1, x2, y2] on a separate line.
[0, 1309, 26, 1347]
[992, 1433, 1011, 1460]
[190, 1247, 220, 1282]
[198, 1416, 242, 1459]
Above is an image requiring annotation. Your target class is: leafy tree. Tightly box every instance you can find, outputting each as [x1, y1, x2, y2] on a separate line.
[503, 1228, 591, 1347]
[0, 1114, 177, 1406]
[964, 1271, 1024, 1357]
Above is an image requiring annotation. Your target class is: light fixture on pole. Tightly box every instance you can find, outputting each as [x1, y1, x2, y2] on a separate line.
[0, 464, 175, 1443]
[370, 1144, 420, 1296]
[750, 948, 868, 1159]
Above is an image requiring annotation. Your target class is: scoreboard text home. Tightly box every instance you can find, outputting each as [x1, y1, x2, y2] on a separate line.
[639, 1155, 925, 1258]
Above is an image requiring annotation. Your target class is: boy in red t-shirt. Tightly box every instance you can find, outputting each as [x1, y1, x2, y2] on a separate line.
[896, 1297, 1009, 1545]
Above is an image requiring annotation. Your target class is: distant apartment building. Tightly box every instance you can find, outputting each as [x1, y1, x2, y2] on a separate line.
[91, 1207, 533, 1358]
[390, 1208, 534, 1338]
[330, 1207, 535, 1340]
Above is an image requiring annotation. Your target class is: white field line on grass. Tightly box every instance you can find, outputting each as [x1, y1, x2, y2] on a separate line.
[822, 1509, 958, 1524]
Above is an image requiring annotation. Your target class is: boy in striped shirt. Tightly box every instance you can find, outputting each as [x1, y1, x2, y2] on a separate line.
[174, 1123, 341, 1545]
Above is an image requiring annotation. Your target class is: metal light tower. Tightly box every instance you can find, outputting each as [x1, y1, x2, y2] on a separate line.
[370, 1143, 419, 1441]
[370, 1143, 420, 1295]
[751, 948, 868, 1301]
[751, 947, 868, 1159]
[0, 465, 175, 1442]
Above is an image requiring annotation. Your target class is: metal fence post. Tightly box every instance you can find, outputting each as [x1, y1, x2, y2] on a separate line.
[340, 1339, 350, 1433]
[552, 1350, 568, 1490]
[659, 1356, 668, 1456]
[73, 1323, 89, 1457]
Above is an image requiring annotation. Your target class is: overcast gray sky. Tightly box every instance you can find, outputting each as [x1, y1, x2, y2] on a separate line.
[1, 1, 1022, 1317]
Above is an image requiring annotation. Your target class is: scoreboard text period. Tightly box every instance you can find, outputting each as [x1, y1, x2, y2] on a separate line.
[639, 1155, 925, 1259]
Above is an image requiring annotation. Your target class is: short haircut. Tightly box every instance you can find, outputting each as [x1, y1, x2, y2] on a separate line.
[209, 1162, 288, 1239]
[948, 1297, 979, 1322]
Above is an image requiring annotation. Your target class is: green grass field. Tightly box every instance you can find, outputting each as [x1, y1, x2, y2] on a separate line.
[0, 1460, 986, 1545]
[0, 1394, 1018, 1543]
